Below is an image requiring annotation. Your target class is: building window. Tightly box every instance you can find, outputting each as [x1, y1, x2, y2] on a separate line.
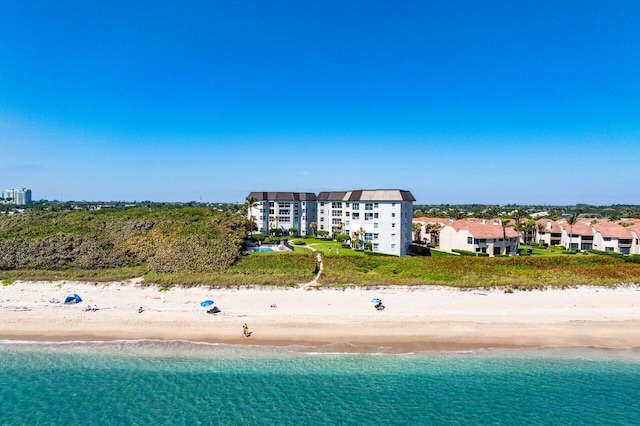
[365, 233, 373, 241]
[373, 233, 379, 239]
[279, 209, 290, 215]
[365, 213, 373, 221]
[391, 243, 396, 249]
[346, 212, 350, 217]
[605, 247, 614, 251]
[352, 213, 360, 219]
[320, 218, 324, 222]
[320, 209, 324, 214]
[346, 220, 350, 226]
[374, 223, 379, 229]
[332, 210, 342, 216]
[365, 203, 373, 211]
[352, 203, 359, 210]
[391, 212, 395, 218]
[374, 213, 378, 218]
[374, 203, 378, 208]
[332, 218, 342, 225]
[604, 237, 612, 241]
[392, 203, 396, 207]
[373, 243, 379, 250]
[331, 202, 342, 208]
[391, 223, 396, 228]
[391, 233, 396, 239]
[345, 203, 349, 208]
[467, 237, 472, 244]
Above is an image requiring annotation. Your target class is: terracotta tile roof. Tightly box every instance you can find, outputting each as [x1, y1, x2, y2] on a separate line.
[447, 218, 518, 239]
[593, 221, 635, 239]
[412, 217, 448, 225]
[535, 219, 562, 233]
[557, 219, 595, 236]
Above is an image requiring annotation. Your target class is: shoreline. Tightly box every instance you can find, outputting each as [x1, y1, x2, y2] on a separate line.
[2, 281, 640, 353]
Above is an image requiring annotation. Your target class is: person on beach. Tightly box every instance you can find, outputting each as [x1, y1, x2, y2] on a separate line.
[242, 323, 252, 337]
[138, 306, 144, 313]
[85, 305, 92, 311]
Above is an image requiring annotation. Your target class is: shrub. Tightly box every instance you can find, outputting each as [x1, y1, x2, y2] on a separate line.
[626, 254, 640, 264]
[452, 249, 489, 257]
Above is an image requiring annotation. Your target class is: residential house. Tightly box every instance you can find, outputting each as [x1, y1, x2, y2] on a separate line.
[439, 218, 519, 256]
[534, 219, 563, 246]
[592, 221, 636, 254]
[557, 219, 595, 250]
[412, 217, 448, 245]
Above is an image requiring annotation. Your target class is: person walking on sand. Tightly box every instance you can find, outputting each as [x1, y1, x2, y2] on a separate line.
[242, 323, 252, 337]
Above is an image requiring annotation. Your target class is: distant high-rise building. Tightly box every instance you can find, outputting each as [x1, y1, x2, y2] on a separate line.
[3, 188, 32, 205]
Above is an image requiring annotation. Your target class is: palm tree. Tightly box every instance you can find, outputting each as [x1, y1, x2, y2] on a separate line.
[310, 222, 317, 237]
[244, 196, 258, 216]
[430, 223, 442, 247]
[501, 218, 511, 255]
[535, 222, 545, 244]
[567, 215, 577, 250]
[358, 227, 366, 250]
[412, 223, 422, 242]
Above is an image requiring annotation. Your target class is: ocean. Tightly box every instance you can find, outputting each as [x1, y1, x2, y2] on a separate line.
[1, 341, 640, 425]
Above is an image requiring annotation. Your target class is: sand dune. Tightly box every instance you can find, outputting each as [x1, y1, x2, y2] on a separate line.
[2, 280, 640, 352]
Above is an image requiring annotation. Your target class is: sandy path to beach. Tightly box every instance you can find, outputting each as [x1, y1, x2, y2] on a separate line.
[1, 280, 640, 351]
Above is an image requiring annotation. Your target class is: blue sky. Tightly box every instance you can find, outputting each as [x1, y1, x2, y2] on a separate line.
[1, 1, 638, 204]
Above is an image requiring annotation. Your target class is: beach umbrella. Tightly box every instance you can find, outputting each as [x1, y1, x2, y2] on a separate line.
[200, 300, 214, 307]
[371, 298, 381, 303]
[64, 294, 82, 304]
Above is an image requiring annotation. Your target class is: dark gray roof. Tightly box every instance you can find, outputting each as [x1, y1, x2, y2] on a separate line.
[247, 192, 317, 201]
[317, 189, 416, 202]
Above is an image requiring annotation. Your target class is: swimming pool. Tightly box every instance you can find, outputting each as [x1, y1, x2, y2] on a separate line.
[251, 247, 274, 252]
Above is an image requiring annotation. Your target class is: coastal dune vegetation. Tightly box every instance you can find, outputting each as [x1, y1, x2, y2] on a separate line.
[1, 207, 640, 288]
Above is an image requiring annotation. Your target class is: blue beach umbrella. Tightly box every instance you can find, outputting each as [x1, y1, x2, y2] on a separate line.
[200, 300, 214, 307]
[64, 293, 82, 304]
[371, 298, 381, 303]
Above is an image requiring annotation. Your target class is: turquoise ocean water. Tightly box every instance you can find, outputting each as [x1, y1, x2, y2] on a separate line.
[1, 341, 640, 425]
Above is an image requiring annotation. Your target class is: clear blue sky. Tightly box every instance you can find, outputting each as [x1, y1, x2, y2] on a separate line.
[1, 1, 638, 205]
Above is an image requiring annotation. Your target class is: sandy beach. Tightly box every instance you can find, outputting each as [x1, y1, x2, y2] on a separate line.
[1, 280, 640, 352]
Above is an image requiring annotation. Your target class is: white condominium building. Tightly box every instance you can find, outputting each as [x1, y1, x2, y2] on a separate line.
[3, 188, 32, 205]
[316, 189, 416, 256]
[247, 192, 318, 237]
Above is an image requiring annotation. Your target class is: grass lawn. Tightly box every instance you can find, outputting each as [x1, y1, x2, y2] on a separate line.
[289, 237, 365, 256]
[519, 244, 583, 257]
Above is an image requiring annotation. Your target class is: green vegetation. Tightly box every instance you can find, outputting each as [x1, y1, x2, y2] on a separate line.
[319, 255, 640, 288]
[0, 207, 246, 276]
[2, 208, 640, 289]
